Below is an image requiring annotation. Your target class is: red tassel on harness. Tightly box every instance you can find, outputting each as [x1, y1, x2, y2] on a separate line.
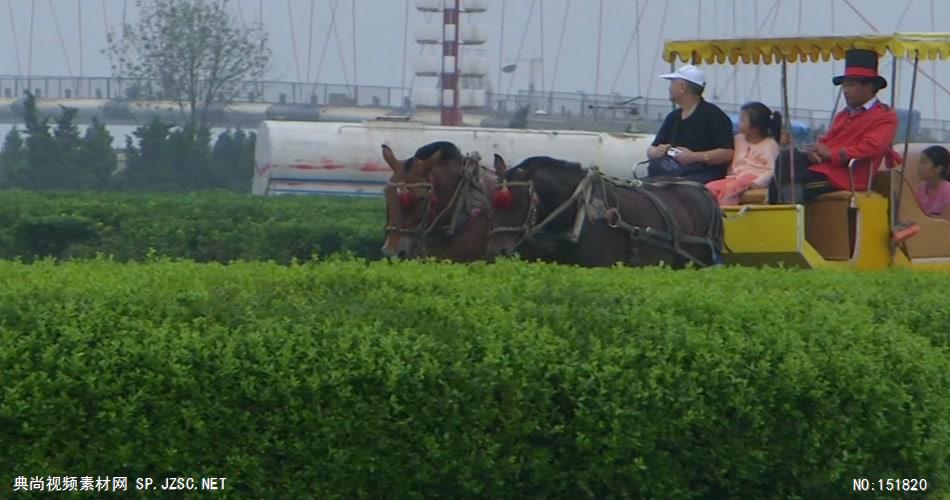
[492, 188, 515, 210]
[398, 191, 415, 210]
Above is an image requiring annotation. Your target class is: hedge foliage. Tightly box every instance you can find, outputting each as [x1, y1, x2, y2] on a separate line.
[0, 260, 947, 498]
[0, 191, 383, 263]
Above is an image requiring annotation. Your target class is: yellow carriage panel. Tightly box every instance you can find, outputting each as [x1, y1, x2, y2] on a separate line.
[722, 205, 831, 268]
[722, 193, 893, 270]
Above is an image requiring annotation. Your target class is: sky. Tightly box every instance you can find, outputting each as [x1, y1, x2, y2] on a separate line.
[0, 0, 947, 119]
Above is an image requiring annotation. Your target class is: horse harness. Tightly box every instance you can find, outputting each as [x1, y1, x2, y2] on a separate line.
[492, 168, 724, 267]
[384, 153, 489, 254]
[602, 174, 725, 267]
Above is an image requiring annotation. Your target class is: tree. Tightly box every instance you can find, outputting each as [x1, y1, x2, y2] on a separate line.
[0, 127, 28, 188]
[212, 129, 256, 193]
[9, 93, 118, 191]
[117, 118, 177, 191]
[238, 130, 257, 193]
[118, 118, 224, 192]
[167, 124, 214, 190]
[51, 107, 83, 188]
[21, 92, 59, 190]
[106, 0, 271, 130]
[78, 118, 118, 190]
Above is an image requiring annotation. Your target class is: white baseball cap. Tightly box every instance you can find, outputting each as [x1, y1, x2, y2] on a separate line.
[659, 64, 706, 87]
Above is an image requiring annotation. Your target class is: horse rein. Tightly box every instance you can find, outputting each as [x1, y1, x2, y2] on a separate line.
[490, 170, 596, 246]
[384, 154, 486, 253]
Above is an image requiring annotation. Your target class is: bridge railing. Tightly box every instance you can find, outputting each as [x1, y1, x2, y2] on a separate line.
[487, 90, 838, 130]
[0, 75, 412, 108]
[1, 76, 947, 141]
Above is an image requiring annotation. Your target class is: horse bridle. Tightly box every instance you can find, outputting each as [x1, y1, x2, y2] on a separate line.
[384, 154, 483, 252]
[384, 180, 434, 237]
[488, 179, 538, 246]
[490, 170, 597, 246]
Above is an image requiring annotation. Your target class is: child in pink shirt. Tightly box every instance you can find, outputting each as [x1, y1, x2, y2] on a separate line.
[913, 145, 950, 217]
[705, 102, 781, 206]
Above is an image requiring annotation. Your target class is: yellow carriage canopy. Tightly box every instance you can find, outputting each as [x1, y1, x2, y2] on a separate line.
[663, 33, 950, 65]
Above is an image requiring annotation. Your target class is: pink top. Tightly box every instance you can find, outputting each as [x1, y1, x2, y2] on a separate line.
[914, 180, 950, 217]
[728, 134, 780, 188]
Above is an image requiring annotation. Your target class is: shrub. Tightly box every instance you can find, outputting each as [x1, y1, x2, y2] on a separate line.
[0, 261, 946, 498]
[0, 191, 383, 262]
[11, 215, 99, 260]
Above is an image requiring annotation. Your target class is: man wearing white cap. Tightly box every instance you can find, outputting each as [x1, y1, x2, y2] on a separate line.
[644, 64, 735, 183]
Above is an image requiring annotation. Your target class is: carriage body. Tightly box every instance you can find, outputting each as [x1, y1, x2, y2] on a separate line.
[664, 33, 950, 270]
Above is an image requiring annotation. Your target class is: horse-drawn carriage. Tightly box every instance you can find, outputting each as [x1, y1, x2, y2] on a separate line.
[662, 33, 950, 270]
[379, 34, 950, 270]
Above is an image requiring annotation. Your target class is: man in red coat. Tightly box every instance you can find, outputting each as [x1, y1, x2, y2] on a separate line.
[770, 49, 900, 203]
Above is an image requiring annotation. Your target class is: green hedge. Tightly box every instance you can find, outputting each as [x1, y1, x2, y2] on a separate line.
[0, 191, 383, 263]
[1, 260, 947, 498]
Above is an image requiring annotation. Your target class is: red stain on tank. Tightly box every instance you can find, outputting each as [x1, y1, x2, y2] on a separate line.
[360, 162, 388, 172]
[320, 158, 346, 170]
[289, 158, 346, 170]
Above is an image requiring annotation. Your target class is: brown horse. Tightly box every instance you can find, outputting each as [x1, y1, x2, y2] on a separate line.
[381, 141, 494, 262]
[487, 154, 724, 268]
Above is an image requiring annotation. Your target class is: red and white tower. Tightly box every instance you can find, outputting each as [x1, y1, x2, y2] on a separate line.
[413, 0, 488, 126]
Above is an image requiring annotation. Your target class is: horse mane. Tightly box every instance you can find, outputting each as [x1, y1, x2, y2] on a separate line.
[406, 141, 462, 171]
[506, 156, 584, 180]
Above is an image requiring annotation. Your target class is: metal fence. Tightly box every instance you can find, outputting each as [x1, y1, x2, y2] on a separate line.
[491, 90, 845, 129]
[2, 75, 948, 141]
[0, 76, 411, 108]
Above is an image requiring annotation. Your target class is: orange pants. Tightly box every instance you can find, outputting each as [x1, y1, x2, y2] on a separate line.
[706, 175, 757, 206]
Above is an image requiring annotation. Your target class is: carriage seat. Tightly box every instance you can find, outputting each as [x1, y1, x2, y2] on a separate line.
[738, 187, 879, 205]
[893, 143, 950, 259]
[803, 189, 888, 260]
[739, 188, 768, 204]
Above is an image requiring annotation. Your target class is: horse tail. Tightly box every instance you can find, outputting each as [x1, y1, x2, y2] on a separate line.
[701, 185, 726, 266]
[674, 181, 725, 267]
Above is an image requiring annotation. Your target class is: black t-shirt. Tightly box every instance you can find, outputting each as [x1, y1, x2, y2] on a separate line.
[651, 99, 735, 169]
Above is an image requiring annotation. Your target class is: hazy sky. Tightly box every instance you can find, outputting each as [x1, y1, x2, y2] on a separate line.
[0, 0, 947, 118]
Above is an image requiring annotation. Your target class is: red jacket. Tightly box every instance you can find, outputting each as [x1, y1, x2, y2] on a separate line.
[810, 100, 900, 191]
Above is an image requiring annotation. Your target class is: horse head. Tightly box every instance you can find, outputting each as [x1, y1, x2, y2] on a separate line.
[381, 141, 466, 259]
[486, 154, 585, 259]
[487, 154, 533, 258]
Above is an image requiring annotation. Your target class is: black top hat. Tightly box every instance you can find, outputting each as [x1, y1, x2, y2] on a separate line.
[832, 48, 887, 89]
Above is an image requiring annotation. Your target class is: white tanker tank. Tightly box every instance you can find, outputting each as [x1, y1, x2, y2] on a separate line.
[253, 119, 655, 196]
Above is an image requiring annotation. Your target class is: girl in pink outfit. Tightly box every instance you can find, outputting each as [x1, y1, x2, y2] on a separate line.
[913, 145, 950, 217]
[705, 102, 782, 206]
